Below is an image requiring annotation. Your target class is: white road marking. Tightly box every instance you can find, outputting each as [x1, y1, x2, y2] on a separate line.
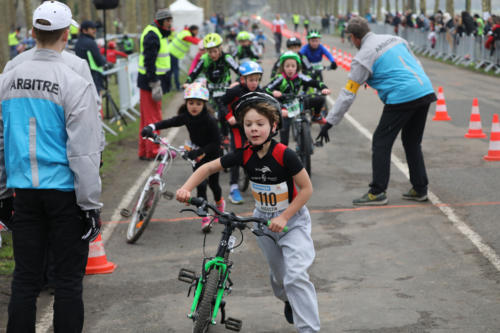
[326, 96, 500, 272]
[36, 127, 181, 332]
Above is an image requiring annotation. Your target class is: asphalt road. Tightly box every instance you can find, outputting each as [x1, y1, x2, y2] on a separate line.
[8, 31, 499, 333]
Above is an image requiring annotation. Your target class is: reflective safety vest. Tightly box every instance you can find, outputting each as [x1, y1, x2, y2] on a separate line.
[123, 38, 134, 52]
[70, 25, 79, 36]
[293, 14, 300, 24]
[87, 50, 103, 73]
[8, 32, 19, 46]
[166, 29, 191, 59]
[138, 24, 170, 75]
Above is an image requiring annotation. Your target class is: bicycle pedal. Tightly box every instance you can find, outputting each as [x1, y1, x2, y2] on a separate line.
[120, 208, 131, 217]
[225, 317, 242, 331]
[162, 190, 174, 200]
[178, 268, 197, 284]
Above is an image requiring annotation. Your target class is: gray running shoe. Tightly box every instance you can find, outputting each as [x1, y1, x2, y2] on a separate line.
[402, 188, 428, 202]
[352, 192, 388, 206]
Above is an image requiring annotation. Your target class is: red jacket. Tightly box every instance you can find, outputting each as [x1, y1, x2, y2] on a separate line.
[485, 24, 500, 50]
[100, 47, 128, 64]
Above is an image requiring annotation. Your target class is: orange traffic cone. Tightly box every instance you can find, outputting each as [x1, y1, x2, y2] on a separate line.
[346, 53, 352, 71]
[483, 114, 500, 161]
[432, 86, 451, 121]
[337, 50, 344, 68]
[85, 234, 116, 275]
[464, 98, 487, 138]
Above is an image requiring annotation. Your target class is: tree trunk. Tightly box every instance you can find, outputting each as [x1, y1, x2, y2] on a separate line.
[434, 0, 439, 13]
[347, 0, 353, 14]
[0, 3, 10, 69]
[465, 0, 470, 12]
[395, 0, 399, 13]
[481, 0, 491, 14]
[419, 0, 426, 14]
[446, 0, 453, 15]
[386, 0, 391, 13]
[333, 0, 339, 17]
[22, 0, 32, 31]
[376, 0, 382, 21]
[141, 0, 150, 29]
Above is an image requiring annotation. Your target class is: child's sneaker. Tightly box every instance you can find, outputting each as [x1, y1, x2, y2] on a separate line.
[201, 217, 211, 233]
[352, 192, 388, 206]
[213, 198, 226, 223]
[402, 188, 428, 202]
[229, 188, 243, 204]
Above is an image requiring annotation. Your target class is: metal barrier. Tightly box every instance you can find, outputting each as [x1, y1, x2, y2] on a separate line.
[370, 23, 500, 74]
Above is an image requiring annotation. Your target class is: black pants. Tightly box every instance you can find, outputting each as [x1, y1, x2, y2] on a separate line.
[280, 117, 292, 146]
[274, 32, 282, 54]
[370, 102, 430, 195]
[194, 163, 222, 202]
[165, 56, 180, 92]
[304, 95, 326, 116]
[8, 189, 89, 333]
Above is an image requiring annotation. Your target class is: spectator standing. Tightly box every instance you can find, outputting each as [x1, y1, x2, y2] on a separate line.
[122, 34, 135, 54]
[137, 9, 173, 160]
[473, 14, 485, 36]
[272, 14, 286, 57]
[293, 13, 300, 31]
[8, 27, 21, 59]
[1, 2, 102, 332]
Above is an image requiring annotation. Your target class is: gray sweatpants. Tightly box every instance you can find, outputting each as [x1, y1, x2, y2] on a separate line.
[253, 206, 320, 333]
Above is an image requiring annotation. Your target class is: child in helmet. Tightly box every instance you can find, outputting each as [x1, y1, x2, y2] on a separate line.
[186, 33, 240, 138]
[265, 51, 331, 144]
[299, 29, 337, 82]
[255, 29, 266, 53]
[100, 40, 128, 64]
[233, 30, 260, 62]
[176, 92, 320, 333]
[141, 83, 224, 233]
[220, 61, 264, 204]
[270, 37, 312, 78]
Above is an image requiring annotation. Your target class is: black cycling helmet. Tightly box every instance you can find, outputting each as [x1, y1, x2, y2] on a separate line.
[234, 92, 282, 130]
[286, 37, 302, 48]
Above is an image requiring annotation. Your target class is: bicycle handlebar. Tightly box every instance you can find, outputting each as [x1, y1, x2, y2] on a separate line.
[148, 134, 196, 167]
[187, 197, 289, 232]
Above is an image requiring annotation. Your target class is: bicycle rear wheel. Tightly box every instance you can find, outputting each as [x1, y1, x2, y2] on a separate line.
[193, 269, 220, 333]
[126, 180, 160, 244]
[299, 122, 312, 176]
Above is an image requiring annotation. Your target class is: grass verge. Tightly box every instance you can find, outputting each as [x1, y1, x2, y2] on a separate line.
[0, 232, 14, 275]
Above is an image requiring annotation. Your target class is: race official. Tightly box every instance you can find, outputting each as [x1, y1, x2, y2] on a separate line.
[0, 2, 102, 332]
[317, 17, 436, 206]
[137, 8, 173, 160]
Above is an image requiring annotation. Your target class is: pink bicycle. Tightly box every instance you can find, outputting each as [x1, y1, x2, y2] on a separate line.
[124, 134, 195, 244]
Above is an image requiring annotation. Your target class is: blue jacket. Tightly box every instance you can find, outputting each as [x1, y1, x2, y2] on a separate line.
[299, 44, 335, 64]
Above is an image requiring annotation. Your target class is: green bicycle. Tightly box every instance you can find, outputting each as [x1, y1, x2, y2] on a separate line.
[178, 197, 288, 332]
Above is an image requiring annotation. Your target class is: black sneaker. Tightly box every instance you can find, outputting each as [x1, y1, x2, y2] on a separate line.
[284, 301, 294, 324]
[352, 192, 388, 206]
[402, 189, 428, 202]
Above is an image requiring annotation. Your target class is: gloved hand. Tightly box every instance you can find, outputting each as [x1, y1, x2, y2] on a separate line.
[141, 124, 155, 138]
[0, 196, 14, 228]
[81, 209, 101, 242]
[330, 62, 337, 70]
[316, 122, 333, 145]
[186, 149, 204, 161]
[149, 80, 163, 102]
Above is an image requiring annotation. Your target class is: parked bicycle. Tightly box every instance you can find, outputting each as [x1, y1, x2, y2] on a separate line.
[123, 134, 195, 244]
[178, 197, 288, 333]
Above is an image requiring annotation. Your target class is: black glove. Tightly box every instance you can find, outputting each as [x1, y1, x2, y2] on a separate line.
[316, 122, 333, 145]
[186, 149, 204, 161]
[0, 196, 14, 228]
[141, 124, 155, 138]
[81, 209, 101, 242]
[330, 62, 337, 70]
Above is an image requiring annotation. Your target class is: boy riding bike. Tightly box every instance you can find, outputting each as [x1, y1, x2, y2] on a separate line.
[299, 29, 337, 82]
[270, 37, 312, 78]
[265, 51, 330, 144]
[176, 92, 320, 333]
[221, 61, 264, 204]
[186, 33, 240, 138]
[233, 30, 260, 62]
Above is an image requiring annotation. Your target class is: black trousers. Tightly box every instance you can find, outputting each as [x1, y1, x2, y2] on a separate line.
[280, 117, 292, 146]
[194, 163, 222, 202]
[165, 56, 180, 92]
[7, 189, 89, 333]
[370, 102, 430, 195]
[274, 32, 282, 54]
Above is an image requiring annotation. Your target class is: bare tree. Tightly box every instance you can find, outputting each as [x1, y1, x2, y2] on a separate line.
[81, 0, 92, 20]
[386, 0, 391, 14]
[347, 0, 353, 14]
[0, 3, 11, 70]
[481, 0, 491, 13]
[434, 0, 439, 13]
[446, 0, 453, 15]
[420, 0, 426, 14]
[125, 0, 137, 34]
[333, 0, 339, 17]
[465, 0, 471, 12]
[395, 0, 399, 13]
[22, 0, 32, 31]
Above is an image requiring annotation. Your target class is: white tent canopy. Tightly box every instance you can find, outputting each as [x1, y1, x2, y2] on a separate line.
[169, 0, 204, 34]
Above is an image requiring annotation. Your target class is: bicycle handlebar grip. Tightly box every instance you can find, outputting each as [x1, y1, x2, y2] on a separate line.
[266, 220, 288, 232]
[189, 197, 205, 207]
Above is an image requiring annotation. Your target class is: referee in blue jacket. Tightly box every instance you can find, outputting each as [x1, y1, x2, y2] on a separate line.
[317, 17, 436, 206]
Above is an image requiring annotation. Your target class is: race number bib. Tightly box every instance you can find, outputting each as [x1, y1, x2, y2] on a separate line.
[311, 61, 323, 70]
[208, 83, 228, 98]
[284, 99, 300, 118]
[251, 181, 289, 213]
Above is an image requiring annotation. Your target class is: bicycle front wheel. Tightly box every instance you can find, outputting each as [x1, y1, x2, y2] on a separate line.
[299, 121, 312, 176]
[126, 180, 160, 244]
[193, 269, 220, 333]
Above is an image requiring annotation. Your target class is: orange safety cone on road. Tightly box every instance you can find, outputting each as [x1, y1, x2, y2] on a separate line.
[465, 98, 487, 138]
[432, 86, 451, 121]
[483, 114, 500, 161]
[337, 50, 344, 68]
[85, 234, 116, 275]
[346, 53, 352, 71]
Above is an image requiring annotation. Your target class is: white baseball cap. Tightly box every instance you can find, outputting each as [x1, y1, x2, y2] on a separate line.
[33, 1, 76, 31]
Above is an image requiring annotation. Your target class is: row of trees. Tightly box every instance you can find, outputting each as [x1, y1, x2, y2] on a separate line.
[0, 0, 495, 69]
